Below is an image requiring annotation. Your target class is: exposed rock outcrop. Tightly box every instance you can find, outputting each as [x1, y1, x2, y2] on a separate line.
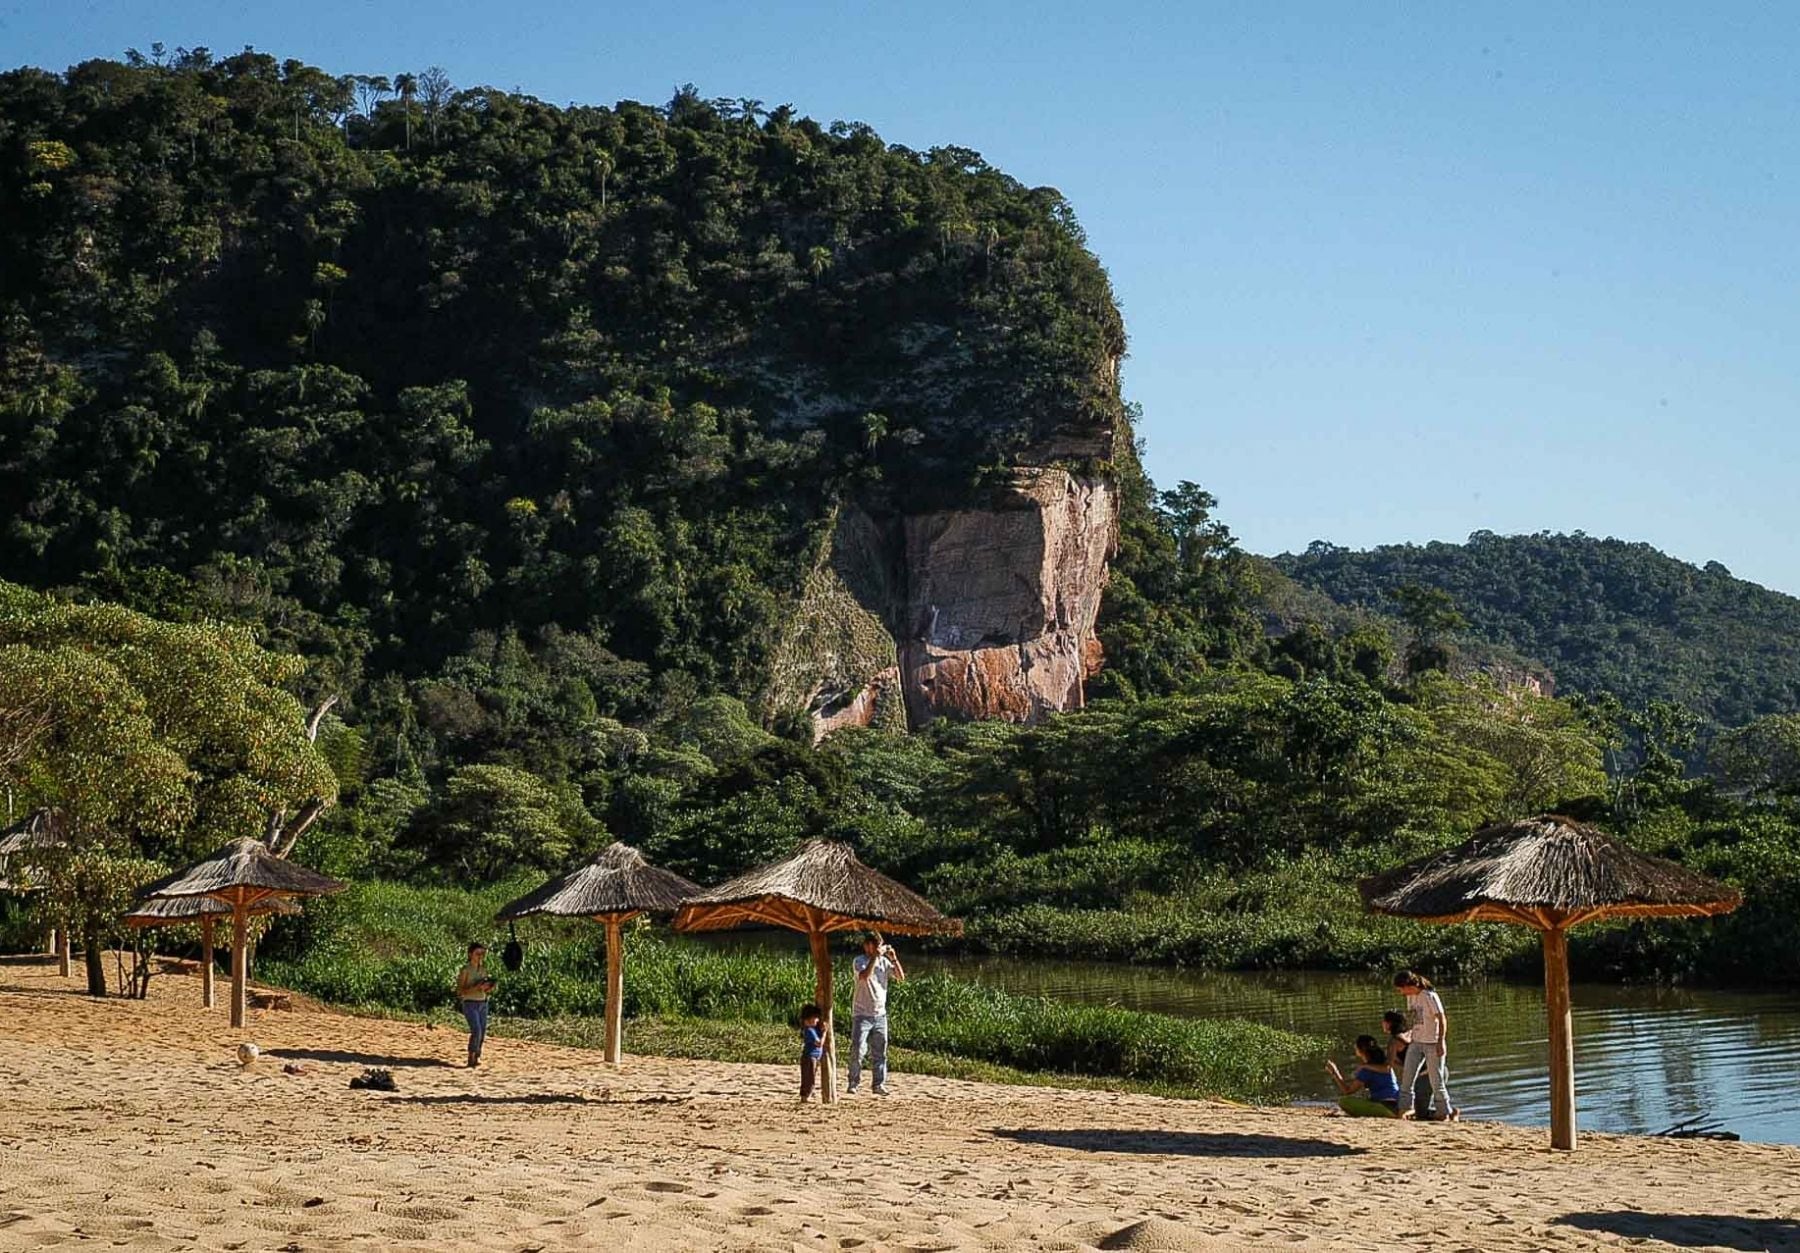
[899, 469, 1114, 725]
[771, 468, 1116, 736]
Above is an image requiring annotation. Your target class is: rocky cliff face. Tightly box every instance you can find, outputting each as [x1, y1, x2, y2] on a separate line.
[772, 465, 1117, 737]
[898, 469, 1114, 725]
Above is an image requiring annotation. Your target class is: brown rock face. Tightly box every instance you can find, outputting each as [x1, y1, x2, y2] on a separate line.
[898, 468, 1115, 726]
[773, 470, 1117, 737]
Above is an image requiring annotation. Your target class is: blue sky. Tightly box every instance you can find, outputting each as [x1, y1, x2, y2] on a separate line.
[7, 2, 1798, 592]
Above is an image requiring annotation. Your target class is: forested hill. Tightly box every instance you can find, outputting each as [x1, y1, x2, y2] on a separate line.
[1275, 532, 1800, 727]
[0, 50, 1124, 711]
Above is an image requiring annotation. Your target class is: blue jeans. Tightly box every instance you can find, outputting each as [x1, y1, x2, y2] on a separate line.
[847, 1013, 888, 1090]
[461, 999, 488, 1063]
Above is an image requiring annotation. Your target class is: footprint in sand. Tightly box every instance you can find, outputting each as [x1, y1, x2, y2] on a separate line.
[642, 1181, 691, 1194]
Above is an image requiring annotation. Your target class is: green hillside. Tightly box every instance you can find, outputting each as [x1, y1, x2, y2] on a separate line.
[0, 50, 1123, 704]
[1274, 531, 1800, 727]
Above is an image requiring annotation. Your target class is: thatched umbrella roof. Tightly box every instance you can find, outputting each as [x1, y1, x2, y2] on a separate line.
[0, 807, 66, 858]
[496, 842, 700, 922]
[123, 894, 301, 929]
[673, 839, 963, 937]
[0, 808, 67, 892]
[495, 842, 703, 1069]
[674, 840, 960, 1105]
[138, 837, 345, 903]
[138, 838, 342, 1029]
[1358, 814, 1741, 929]
[1358, 814, 1740, 1152]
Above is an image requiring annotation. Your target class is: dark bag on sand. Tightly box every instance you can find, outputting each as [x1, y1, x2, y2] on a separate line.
[349, 1067, 397, 1092]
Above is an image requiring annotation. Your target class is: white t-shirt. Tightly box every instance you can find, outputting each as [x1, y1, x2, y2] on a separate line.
[851, 954, 893, 1017]
[1406, 989, 1445, 1043]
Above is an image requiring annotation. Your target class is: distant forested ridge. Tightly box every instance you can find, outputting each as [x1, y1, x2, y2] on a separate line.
[0, 49, 1123, 708]
[1275, 532, 1800, 728]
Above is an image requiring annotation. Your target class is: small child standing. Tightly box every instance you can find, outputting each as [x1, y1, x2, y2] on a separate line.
[798, 1003, 825, 1101]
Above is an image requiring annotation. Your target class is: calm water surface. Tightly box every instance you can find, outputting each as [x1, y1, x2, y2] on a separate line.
[923, 955, 1800, 1145]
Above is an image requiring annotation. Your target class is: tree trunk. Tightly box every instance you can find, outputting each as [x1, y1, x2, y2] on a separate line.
[809, 929, 837, 1104]
[1543, 927, 1577, 1151]
[57, 922, 70, 977]
[83, 923, 106, 996]
[604, 917, 624, 1066]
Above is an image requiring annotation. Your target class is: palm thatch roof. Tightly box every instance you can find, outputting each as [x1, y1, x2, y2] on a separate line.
[674, 839, 962, 936]
[1359, 814, 1741, 929]
[0, 808, 66, 891]
[138, 837, 345, 903]
[496, 842, 701, 921]
[0, 808, 66, 858]
[123, 894, 301, 928]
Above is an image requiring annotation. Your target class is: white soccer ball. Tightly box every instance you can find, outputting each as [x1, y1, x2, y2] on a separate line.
[236, 1042, 261, 1067]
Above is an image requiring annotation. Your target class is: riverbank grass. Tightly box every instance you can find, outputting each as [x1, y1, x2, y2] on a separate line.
[263, 879, 1322, 1103]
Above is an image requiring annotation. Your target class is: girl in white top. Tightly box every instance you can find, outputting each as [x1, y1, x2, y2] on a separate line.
[1393, 970, 1458, 1121]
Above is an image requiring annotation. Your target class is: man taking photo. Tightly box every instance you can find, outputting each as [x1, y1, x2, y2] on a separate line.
[847, 931, 905, 1095]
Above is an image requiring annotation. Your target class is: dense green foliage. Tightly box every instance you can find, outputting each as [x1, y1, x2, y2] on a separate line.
[1276, 532, 1800, 729]
[259, 878, 1319, 1101]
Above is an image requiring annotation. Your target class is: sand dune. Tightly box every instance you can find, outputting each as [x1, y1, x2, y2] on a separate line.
[0, 955, 1793, 1252]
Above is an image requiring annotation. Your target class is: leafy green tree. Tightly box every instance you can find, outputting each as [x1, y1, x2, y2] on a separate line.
[403, 764, 597, 882]
[1392, 583, 1466, 676]
[0, 581, 338, 993]
[1711, 713, 1800, 802]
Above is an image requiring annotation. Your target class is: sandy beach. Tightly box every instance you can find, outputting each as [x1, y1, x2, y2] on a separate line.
[0, 956, 1794, 1253]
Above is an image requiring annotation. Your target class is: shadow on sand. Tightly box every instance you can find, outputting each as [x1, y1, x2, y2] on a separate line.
[390, 1092, 604, 1106]
[991, 1128, 1363, 1159]
[267, 1047, 455, 1068]
[1555, 1212, 1800, 1251]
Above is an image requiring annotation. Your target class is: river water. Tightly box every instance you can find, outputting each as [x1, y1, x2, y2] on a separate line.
[924, 955, 1800, 1145]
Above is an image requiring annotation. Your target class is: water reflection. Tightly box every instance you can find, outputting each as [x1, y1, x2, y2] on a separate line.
[924, 955, 1800, 1145]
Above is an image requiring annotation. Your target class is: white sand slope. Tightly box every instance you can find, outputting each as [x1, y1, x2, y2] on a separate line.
[0, 956, 1793, 1252]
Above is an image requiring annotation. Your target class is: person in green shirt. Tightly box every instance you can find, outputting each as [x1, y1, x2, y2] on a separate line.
[456, 942, 497, 1067]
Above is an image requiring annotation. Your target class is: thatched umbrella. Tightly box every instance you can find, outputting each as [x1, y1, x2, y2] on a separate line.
[0, 808, 70, 971]
[139, 838, 344, 1027]
[123, 895, 301, 1009]
[1360, 814, 1741, 1150]
[673, 839, 962, 1104]
[496, 842, 700, 1066]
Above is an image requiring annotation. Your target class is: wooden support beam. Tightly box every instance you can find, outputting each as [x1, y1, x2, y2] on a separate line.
[809, 928, 837, 1105]
[230, 904, 248, 1029]
[201, 915, 216, 1009]
[1542, 926, 1577, 1151]
[604, 916, 624, 1067]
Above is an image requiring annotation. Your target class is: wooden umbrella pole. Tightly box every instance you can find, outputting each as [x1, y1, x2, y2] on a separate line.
[809, 928, 837, 1104]
[201, 915, 216, 1009]
[230, 900, 248, 1029]
[604, 916, 624, 1067]
[1542, 926, 1576, 1151]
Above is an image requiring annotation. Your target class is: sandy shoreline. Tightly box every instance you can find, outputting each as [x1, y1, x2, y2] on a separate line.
[0, 956, 1794, 1252]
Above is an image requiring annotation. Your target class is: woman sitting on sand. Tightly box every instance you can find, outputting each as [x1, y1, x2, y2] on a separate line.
[1326, 1036, 1401, 1117]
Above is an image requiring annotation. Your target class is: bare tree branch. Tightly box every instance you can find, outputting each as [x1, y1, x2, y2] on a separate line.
[269, 797, 328, 858]
[305, 695, 339, 743]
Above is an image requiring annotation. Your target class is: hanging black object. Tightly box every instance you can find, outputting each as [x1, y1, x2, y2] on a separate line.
[502, 921, 524, 972]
